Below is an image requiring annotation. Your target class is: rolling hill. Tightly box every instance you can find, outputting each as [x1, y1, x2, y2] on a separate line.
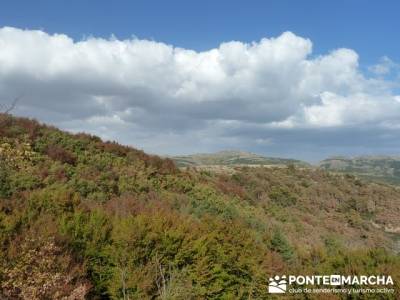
[172, 150, 310, 167]
[319, 156, 400, 185]
[0, 114, 399, 299]
[177, 151, 400, 187]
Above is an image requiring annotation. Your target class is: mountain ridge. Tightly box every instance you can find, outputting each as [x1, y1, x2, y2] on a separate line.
[319, 155, 400, 185]
[173, 151, 400, 186]
[172, 150, 310, 167]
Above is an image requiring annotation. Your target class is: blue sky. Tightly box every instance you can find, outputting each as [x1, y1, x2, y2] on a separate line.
[2, 0, 399, 64]
[1, 1, 400, 161]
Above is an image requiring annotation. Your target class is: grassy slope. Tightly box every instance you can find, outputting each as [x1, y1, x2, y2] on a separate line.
[0, 114, 399, 299]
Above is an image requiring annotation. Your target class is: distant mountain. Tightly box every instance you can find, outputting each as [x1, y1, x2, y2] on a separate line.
[319, 156, 400, 185]
[172, 150, 310, 167]
[173, 151, 400, 186]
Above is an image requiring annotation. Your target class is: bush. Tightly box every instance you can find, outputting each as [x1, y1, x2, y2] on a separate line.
[270, 230, 294, 261]
[268, 187, 297, 207]
[46, 145, 76, 165]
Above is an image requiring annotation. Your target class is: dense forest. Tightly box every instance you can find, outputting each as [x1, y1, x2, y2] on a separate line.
[0, 114, 399, 299]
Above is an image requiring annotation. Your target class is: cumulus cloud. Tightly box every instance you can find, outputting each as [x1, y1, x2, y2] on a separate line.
[0, 26, 399, 161]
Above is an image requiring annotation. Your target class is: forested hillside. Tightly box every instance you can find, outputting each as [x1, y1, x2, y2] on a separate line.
[1, 114, 400, 299]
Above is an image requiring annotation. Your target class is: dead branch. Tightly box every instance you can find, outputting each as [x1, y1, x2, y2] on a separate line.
[0, 96, 22, 127]
[0, 96, 22, 114]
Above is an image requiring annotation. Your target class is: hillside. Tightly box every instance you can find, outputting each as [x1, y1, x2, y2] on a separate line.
[1, 114, 400, 299]
[319, 156, 400, 185]
[173, 150, 309, 167]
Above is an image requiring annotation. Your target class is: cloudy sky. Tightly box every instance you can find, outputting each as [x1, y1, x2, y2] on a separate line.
[1, 1, 400, 162]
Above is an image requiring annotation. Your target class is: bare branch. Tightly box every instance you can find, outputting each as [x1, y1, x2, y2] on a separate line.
[1, 96, 22, 114]
[0, 96, 23, 127]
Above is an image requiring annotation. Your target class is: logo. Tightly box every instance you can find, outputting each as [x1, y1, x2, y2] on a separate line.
[330, 275, 341, 286]
[268, 275, 287, 293]
[268, 274, 394, 294]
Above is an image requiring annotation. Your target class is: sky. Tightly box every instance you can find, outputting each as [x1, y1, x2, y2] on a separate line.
[1, 1, 400, 162]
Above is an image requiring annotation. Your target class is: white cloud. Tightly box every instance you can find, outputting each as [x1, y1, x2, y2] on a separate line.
[369, 56, 398, 76]
[302, 92, 400, 127]
[1, 26, 400, 160]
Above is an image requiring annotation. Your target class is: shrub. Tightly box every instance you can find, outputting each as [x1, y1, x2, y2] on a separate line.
[268, 186, 297, 207]
[270, 230, 294, 261]
[46, 145, 76, 165]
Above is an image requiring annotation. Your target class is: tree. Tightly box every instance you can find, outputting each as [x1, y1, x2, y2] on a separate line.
[270, 230, 294, 261]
